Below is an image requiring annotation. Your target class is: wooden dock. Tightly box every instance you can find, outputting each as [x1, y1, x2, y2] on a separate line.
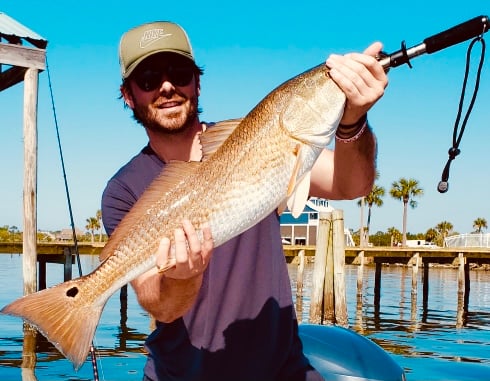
[344, 246, 490, 265]
[0, 242, 104, 290]
[0, 241, 105, 255]
[4, 242, 490, 264]
[3, 241, 490, 327]
[283, 244, 490, 265]
[286, 244, 490, 328]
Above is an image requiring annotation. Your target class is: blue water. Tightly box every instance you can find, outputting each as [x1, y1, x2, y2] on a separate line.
[1, 254, 489, 380]
[292, 263, 490, 381]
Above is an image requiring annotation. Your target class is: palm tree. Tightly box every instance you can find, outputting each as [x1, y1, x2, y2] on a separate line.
[96, 209, 103, 242]
[436, 221, 453, 247]
[425, 227, 439, 244]
[387, 226, 402, 247]
[473, 217, 488, 233]
[357, 184, 385, 245]
[85, 217, 100, 244]
[389, 178, 423, 246]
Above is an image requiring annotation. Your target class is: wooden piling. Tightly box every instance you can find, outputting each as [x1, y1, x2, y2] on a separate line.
[464, 259, 470, 312]
[21, 323, 37, 369]
[323, 214, 335, 323]
[309, 212, 331, 324]
[309, 210, 348, 326]
[374, 262, 382, 308]
[411, 253, 420, 296]
[21, 368, 37, 381]
[21, 67, 39, 371]
[457, 252, 465, 298]
[355, 251, 364, 328]
[296, 250, 305, 322]
[422, 262, 429, 315]
[332, 209, 348, 327]
[410, 253, 420, 329]
[456, 253, 465, 328]
[22, 67, 39, 299]
[355, 294, 364, 332]
[296, 249, 305, 298]
[410, 292, 418, 330]
[356, 250, 364, 297]
[359, 197, 365, 247]
[456, 291, 464, 329]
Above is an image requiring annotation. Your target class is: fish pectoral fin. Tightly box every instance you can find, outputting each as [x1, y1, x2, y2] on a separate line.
[287, 171, 311, 218]
[200, 118, 243, 160]
[286, 144, 311, 218]
[1, 278, 104, 370]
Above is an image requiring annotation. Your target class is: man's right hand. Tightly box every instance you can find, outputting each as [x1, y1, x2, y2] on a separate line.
[157, 220, 213, 279]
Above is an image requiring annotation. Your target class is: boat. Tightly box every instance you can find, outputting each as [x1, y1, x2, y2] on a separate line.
[299, 324, 406, 380]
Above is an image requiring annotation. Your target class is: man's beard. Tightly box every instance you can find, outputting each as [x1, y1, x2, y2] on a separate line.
[131, 94, 199, 135]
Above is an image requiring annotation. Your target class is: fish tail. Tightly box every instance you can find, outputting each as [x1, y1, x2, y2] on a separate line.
[1, 278, 105, 370]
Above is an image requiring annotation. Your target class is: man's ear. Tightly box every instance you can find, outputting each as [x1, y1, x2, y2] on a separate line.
[195, 76, 201, 97]
[121, 85, 135, 108]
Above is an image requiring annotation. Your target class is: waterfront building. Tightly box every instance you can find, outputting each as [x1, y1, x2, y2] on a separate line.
[280, 197, 354, 246]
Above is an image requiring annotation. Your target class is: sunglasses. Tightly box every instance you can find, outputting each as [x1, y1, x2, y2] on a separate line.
[133, 65, 195, 92]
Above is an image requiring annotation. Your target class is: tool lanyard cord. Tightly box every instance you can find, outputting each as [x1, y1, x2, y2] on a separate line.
[437, 35, 486, 193]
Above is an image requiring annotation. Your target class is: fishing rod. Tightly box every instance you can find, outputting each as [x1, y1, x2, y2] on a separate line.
[46, 59, 100, 381]
[377, 15, 488, 193]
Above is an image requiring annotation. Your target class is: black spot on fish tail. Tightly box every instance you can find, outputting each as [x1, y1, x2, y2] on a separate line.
[66, 287, 78, 298]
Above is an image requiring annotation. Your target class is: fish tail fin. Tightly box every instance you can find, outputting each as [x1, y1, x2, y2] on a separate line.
[1, 278, 105, 370]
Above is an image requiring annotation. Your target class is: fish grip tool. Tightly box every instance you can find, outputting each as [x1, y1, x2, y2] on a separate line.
[377, 15, 488, 193]
[377, 15, 488, 70]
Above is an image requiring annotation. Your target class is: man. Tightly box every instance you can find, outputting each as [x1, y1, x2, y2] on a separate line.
[102, 20, 387, 381]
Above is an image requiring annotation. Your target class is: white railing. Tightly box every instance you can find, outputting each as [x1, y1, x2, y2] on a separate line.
[445, 233, 490, 248]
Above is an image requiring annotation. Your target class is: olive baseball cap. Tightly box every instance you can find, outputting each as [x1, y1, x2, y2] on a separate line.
[119, 21, 194, 78]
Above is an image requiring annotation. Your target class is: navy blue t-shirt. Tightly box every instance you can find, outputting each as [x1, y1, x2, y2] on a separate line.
[102, 141, 323, 381]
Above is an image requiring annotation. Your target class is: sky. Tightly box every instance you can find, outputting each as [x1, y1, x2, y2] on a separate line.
[1, 0, 489, 237]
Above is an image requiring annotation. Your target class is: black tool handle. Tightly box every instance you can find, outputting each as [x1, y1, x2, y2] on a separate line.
[424, 15, 489, 54]
[379, 15, 489, 69]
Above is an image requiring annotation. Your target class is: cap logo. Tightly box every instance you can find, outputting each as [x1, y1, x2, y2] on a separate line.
[139, 28, 172, 49]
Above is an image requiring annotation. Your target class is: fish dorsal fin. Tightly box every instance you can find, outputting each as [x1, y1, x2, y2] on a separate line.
[201, 118, 243, 160]
[284, 143, 311, 218]
[100, 161, 201, 261]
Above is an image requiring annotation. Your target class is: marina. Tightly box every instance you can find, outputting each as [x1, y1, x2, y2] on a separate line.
[1, 10, 489, 381]
[0, 253, 489, 380]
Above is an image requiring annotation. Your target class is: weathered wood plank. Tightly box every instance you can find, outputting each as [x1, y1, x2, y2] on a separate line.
[0, 65, 27, 91]
[0, 43, 46, 70]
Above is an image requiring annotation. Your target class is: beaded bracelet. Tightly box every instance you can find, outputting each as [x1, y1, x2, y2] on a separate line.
[335, 114, 368, 143]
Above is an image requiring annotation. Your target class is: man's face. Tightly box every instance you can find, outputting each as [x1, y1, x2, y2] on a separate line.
[125, 53, 200, 133]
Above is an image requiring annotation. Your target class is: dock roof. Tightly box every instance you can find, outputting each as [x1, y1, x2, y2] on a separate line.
[0, 12, 47, 49]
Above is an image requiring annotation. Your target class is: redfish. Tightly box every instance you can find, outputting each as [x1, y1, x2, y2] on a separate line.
[1, 63, 345, 369]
